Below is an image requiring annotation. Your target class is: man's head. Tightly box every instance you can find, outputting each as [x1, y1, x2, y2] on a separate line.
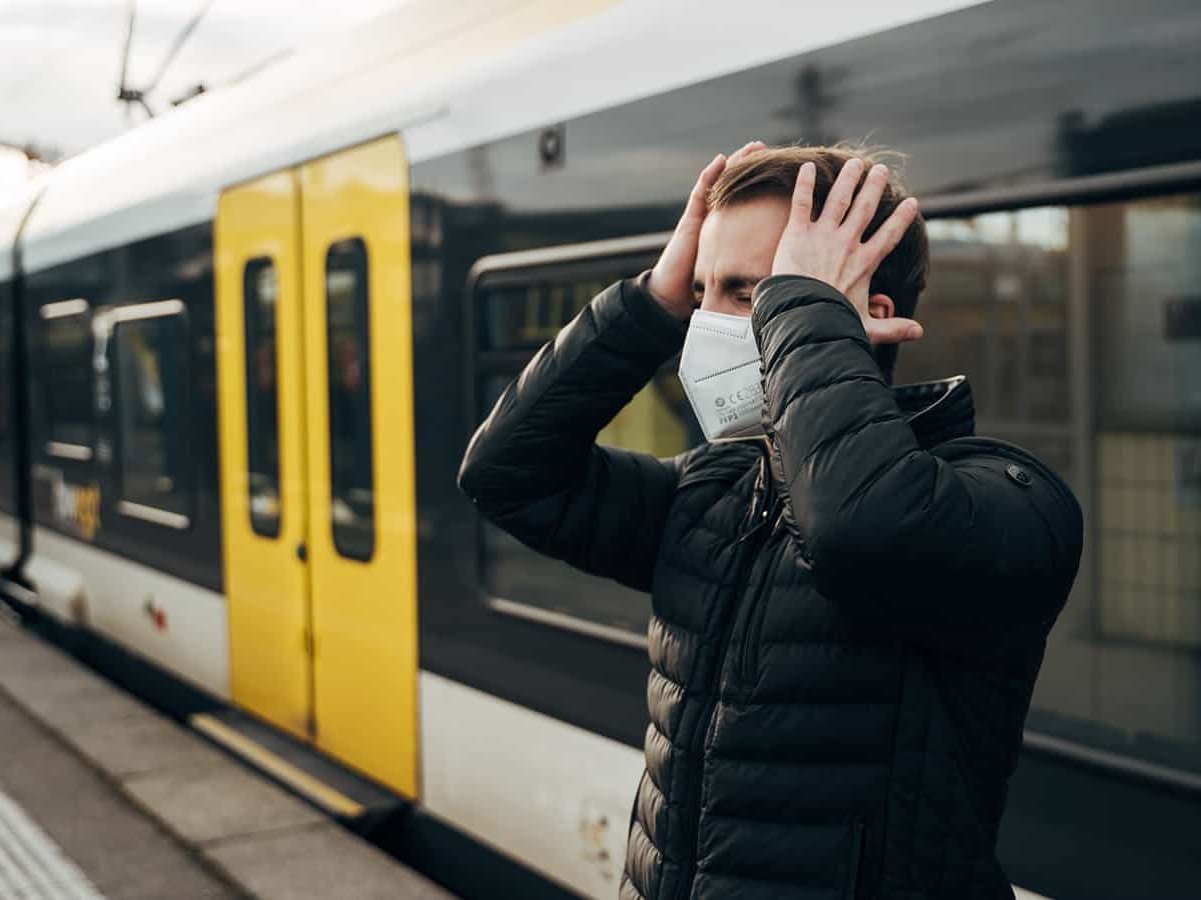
[693, 144, 928, 381]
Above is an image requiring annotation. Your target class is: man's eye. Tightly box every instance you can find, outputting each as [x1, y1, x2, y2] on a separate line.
[735, 294, 753, 305]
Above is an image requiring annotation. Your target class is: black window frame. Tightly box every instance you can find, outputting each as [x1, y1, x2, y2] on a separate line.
[324, 236, 375, 563]
[243, 257, 283, 539]
[108, 299, 194, 531]
[36, 297, 96, 463]
[463, 235, 672, 648]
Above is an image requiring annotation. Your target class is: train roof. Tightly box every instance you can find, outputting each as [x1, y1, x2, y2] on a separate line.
[2, 0, 981, 279]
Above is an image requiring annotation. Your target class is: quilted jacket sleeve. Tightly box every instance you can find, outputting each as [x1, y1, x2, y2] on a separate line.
[458, 276, 689, 593]
[751, 275, 1084, 634]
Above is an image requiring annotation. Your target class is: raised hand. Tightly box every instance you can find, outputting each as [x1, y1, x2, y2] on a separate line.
[770, 158, 923, 345]
[648, 141, 766, 319]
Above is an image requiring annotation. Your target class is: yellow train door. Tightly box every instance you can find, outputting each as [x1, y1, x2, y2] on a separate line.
[216, 171, 312, 740]
[216, 135, 418, 798]
[299, 136, 418, 797]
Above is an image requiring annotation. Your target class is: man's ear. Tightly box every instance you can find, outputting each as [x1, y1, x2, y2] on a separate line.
[868, 292, 895, 320]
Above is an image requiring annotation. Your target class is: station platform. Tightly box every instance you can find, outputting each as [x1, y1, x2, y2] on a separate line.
[0, 610, 454, 900]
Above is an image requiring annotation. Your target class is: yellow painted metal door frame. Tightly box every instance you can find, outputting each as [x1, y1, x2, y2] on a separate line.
[216, 136, 418, 799]
[216, 171, 313, 740]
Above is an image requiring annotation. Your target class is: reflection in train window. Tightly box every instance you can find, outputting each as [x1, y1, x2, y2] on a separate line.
[480, 278, 596, 351]
[474, 260, 701, 642]
[244, 258, 282, 538]
[114, 307, 191, 526]
[325, 238, 374, 562]
[895, 192, 1201, 774]
[38, 299, 94, 461]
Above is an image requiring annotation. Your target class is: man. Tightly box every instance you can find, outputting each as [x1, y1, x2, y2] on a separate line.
[459, 143, 1083, 899]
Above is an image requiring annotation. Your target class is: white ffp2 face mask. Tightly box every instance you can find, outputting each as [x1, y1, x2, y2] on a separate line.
[677, 309, 765, 441]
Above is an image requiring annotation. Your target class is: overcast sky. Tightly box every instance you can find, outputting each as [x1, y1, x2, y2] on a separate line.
[0, 0, 408, 161]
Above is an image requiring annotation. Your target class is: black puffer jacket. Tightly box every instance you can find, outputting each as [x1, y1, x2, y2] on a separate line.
[459, 274, 1083, 900]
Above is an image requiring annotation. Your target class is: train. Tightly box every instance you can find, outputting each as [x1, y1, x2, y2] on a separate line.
[2, 0, 1201, 897]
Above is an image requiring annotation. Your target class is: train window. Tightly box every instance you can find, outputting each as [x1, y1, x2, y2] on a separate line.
[0, 286, 11, 511]
[244, 258, 282, 538]
[0, 290, 10, 453]
[112, 301, 191, 529]
[895, 191, 1201, 775]
[472, 256, 701, 644]
[38, 298, 94, 461]
[325, 238, 374, 562]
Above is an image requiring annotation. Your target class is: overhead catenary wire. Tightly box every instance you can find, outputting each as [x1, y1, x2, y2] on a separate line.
[115, 0, 153, 119]
[116, 0, 137, 100]
[117, 0, 217, 119]
[143, 0, 216, 98]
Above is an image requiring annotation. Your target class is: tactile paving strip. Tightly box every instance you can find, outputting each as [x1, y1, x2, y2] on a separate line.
[0, 784, 104, 900]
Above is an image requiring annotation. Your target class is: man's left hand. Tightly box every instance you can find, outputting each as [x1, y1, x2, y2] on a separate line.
[769, 158, 923, 345]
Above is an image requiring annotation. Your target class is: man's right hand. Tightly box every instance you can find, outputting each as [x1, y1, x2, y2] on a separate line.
[647, 141, 765, 320]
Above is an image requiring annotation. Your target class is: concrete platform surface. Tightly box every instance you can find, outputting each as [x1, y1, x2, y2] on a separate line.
[0, 612, 455, 899]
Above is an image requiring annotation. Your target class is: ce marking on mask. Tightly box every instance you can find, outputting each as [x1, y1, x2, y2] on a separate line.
[716, 383, 764, 427]
[715, 385, 762, 408]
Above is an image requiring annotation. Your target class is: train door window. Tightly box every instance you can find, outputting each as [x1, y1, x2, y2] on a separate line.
[244, 258, 282, 538]
[38, 298, 94, 461]
[471, 251, 701, 644]
[325, 238, 374, 561]
[112, 300, 191, 528]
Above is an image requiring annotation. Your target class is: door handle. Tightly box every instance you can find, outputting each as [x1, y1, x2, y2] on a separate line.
[296, 542, 307, 562]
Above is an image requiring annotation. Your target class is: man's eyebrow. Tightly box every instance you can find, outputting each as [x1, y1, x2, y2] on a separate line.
[719, 274, 762, 293]
[691, 273, 765, 295]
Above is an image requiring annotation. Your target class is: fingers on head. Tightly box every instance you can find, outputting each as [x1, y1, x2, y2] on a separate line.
[820, 157, 865, 227]
[845, 163, 890, 234]
[730, 140, 766, 162]
[700, 153, 726, 186]
[789, 161, 817, 226]
[689, 153, 727, 212]
[863, 196, 920, 264]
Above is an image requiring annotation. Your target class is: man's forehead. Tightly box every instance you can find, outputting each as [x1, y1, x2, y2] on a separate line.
[695, 199, 789, 281]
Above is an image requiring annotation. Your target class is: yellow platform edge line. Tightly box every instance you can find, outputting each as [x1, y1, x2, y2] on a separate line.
[190, 713, 366, 818]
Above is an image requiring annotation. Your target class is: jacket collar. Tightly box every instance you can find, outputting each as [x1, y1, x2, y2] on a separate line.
[893, 375, 975, 449]
[734, 375, 976, 453]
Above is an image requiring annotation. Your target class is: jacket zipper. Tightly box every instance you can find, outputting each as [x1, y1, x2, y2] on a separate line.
[736, 501, 784, 686]
[674, 456, 773, 900]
